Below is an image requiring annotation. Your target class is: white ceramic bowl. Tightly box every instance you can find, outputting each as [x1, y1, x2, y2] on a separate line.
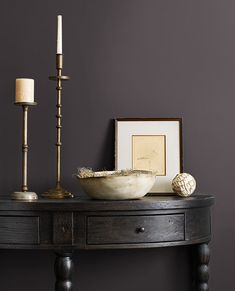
[76, 170, 156, 200]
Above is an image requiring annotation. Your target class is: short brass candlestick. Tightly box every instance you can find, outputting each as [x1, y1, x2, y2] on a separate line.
[12, 102, 38, 200]
[42, 54, 73, 199]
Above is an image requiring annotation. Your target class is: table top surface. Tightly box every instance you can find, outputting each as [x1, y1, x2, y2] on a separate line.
[0, 193, 214, 211]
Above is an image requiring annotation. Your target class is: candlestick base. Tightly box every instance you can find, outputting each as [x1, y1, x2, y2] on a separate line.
[11, 191, 38, 201]
[42, 186, 73, 199]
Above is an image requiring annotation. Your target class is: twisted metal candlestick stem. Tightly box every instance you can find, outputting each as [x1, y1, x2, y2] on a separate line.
[42, 54, 73, 199]
[56, 58, 62, 188]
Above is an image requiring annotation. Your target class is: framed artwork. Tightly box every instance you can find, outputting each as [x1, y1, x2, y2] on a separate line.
[115, 118, 183, 194]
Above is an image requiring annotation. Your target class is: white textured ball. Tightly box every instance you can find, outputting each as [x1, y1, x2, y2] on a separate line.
[172, 173, 196, 197]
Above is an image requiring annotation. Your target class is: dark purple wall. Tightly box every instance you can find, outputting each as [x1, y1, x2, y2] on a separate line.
[0, 0, 231, 290]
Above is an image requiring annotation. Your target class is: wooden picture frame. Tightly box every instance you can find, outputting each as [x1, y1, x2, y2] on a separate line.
[115, 118, 183, 194]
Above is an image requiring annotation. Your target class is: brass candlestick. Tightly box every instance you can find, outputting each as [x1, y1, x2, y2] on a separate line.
[12, 102, 38, 200]
[42, 54, 73, 199]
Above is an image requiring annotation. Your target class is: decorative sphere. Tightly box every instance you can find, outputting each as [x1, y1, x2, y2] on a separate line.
[172, 173, 196, 197]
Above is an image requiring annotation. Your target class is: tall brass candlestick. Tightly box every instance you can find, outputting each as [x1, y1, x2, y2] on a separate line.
[42, 54, 73, 199]
[12, 102, 38, 200]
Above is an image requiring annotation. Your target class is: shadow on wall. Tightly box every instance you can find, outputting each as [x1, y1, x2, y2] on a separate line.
[95, 119, 115, 171]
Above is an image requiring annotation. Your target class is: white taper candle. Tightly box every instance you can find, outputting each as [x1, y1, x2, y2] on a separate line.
[57, 15, 62, 54]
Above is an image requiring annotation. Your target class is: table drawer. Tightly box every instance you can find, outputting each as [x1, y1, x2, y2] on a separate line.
[87, 214, 185, 245]
[0, 216, 39, 245]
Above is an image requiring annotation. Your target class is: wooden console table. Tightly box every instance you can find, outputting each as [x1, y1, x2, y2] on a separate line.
[0, 194, 214, 291]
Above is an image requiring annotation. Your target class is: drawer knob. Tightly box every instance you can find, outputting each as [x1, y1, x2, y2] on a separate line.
[136, 227, 145, 233]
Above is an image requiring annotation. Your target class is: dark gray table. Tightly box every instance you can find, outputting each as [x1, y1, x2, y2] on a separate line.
[0, 194, 214, 291]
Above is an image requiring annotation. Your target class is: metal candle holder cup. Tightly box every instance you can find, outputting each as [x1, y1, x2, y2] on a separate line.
[12, 102, 38, 200]
[42, 54, 73, 199]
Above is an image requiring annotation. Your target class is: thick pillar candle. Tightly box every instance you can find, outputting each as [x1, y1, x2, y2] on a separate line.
[15, 78, 34, 103]
[57, 15, 62, 54]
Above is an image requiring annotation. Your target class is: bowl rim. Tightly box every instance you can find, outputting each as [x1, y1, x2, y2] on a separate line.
[76, 170, 156, 179]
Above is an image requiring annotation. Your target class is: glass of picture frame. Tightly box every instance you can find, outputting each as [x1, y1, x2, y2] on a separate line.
[115, 118, 183, 194]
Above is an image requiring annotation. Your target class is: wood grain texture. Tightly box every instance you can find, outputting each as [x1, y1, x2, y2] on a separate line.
[0, 194, 214, 211]
[185, 208, 211, 241]
[87, 214, 184, 245]
[53, 212, 73, 245]
[0, 195, 214, 291]
[0, 195, 214, 250]
[0, 216, 39, 244]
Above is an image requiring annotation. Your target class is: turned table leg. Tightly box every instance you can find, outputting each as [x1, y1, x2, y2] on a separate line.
[196, 243, 210, 291]
[55, 252, 73, 291]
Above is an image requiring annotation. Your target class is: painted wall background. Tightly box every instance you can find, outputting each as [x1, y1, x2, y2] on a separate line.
[0, 0, 232, 290]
